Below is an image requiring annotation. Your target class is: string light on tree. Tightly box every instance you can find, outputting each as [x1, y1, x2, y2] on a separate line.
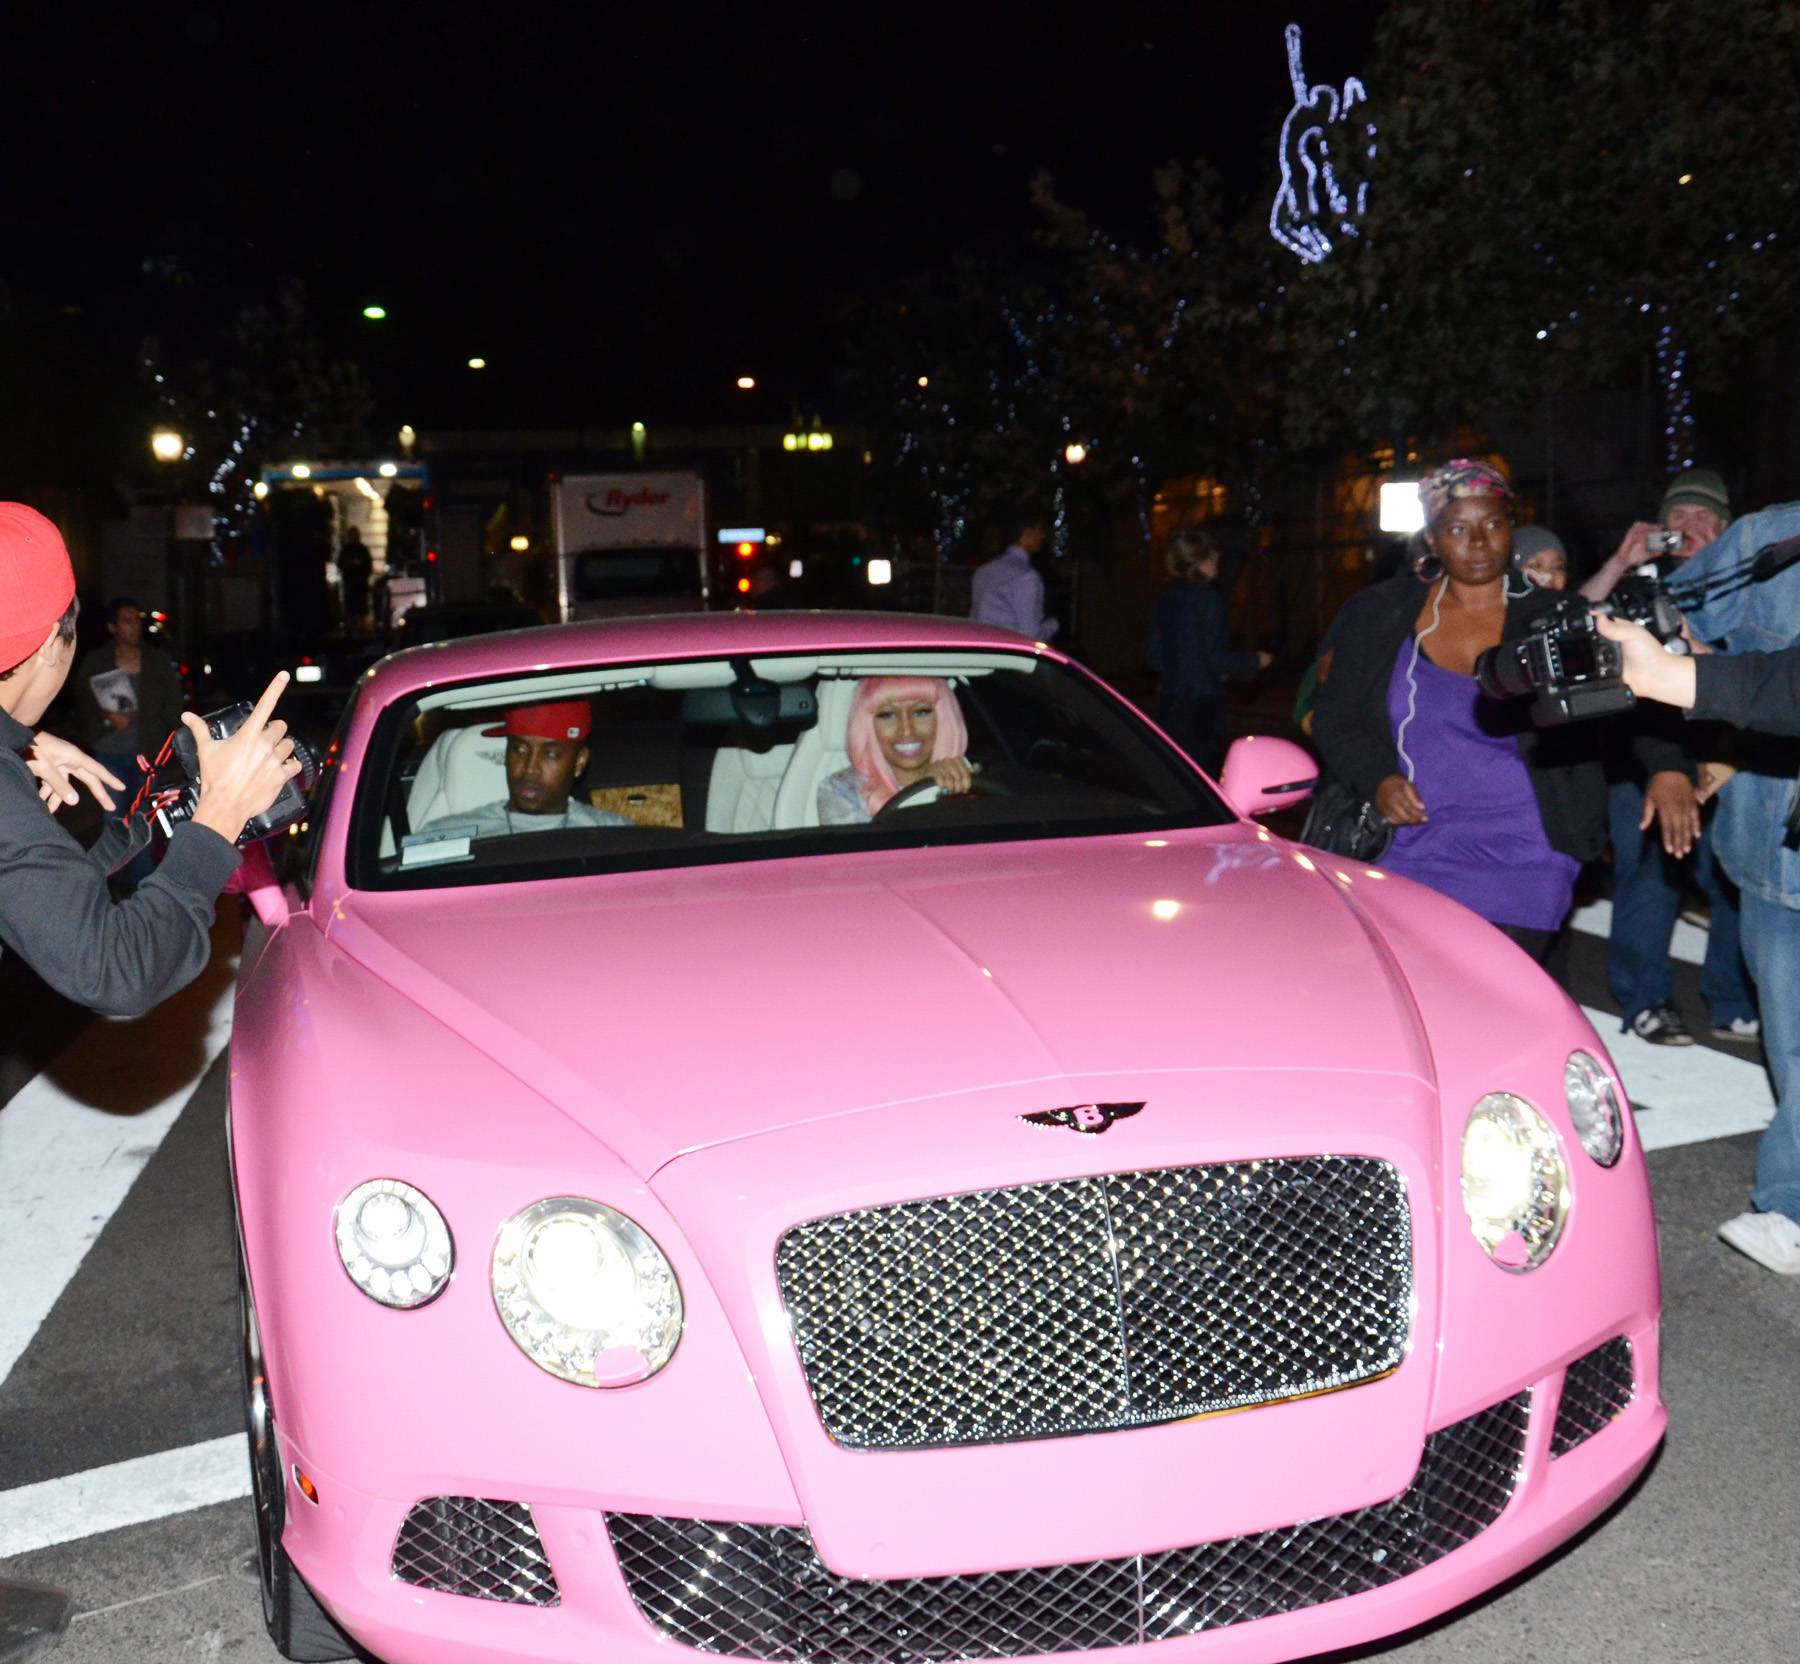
[1269, 23, 1376, 265]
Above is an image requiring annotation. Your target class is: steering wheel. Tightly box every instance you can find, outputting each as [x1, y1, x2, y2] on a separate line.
[872, 770, 1012, 821]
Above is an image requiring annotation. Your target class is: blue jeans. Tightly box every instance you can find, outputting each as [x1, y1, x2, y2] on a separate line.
[1741, 889, 1800, 1224]
[1606, 779, 1756, 1027]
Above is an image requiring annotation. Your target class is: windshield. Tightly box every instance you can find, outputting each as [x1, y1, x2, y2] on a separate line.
[347, 649, 1233, 890]
[572, 548, 703, 602]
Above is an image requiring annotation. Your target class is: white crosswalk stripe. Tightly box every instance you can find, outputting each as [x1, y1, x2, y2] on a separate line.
[0, 979, 234, 1389]
[0, 1435, 247, 1558]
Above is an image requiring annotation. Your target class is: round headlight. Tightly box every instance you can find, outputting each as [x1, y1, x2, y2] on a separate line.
[335, 1179, 454, 1308]
[1460, 1094, 1569, 1272]
[491, 1198, 683, 1388]
[1564, 1050, 1624, 1166]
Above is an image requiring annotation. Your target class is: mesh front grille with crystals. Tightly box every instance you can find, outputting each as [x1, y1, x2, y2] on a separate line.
[606, 1393, 1529, 1660]
[775, 1156, 1412, 1450]
[391, 1495, 560, 1606]
[1550, 1336, 1635, 1458]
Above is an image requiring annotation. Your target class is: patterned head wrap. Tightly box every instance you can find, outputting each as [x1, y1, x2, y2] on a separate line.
[1418, 459, 1514, 527]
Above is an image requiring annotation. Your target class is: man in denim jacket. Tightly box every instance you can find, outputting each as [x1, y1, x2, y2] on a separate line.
[1677, 500, 1800, 1273]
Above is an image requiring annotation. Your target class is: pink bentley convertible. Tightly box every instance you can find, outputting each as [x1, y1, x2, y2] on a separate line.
[229, 611, 1662, 1664]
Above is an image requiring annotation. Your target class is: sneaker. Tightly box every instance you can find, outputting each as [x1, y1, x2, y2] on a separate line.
[1713, 1016, 1762, 1041]
[1628, 1005, 1695, 1046]
[1718, 1211, 1800, 1275]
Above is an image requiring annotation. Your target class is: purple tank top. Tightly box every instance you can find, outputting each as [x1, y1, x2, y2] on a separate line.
[1380, 637, 1579, 930]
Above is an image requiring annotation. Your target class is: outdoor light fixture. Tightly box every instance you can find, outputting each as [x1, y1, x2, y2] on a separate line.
[467, 357, 487, 370]
[150, 428, 185, 463]
[1379, 481, 1424, 534]
[398, 425, 417, 453]
[510, 534, 530, 552]
[252, 481, 269, 500]
[917, 375, 930, 388]
[736, 375, 756, 390]
[630, 421, 647, 435]
[362, 305, 387, 320]
[290, 463, 313, 480]
[1064, 442, 1088, 465]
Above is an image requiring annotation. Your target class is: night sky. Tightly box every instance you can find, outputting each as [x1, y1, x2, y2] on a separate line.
[5, 3, 1377, 432]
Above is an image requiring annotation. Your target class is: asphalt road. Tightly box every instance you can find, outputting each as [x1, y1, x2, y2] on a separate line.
[1, 904, 1795, 1663]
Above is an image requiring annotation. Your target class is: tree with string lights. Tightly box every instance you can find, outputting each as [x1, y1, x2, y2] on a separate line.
[1267, 0, 1800, 469]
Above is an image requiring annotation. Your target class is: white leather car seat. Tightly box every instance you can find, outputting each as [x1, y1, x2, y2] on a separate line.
[771, 678, 861, 829]
[407, 724, 508, 831]
[704, 741, 794, 833]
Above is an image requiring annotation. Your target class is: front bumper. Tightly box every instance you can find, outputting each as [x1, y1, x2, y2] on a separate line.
[280, 1326, 1663, 1664]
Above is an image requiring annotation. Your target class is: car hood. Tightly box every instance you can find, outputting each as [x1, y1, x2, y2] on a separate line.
[324, 828, 1434, 1178]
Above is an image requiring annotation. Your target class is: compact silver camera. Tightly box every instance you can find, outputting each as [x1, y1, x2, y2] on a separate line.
[1646, 528, 1684, 556]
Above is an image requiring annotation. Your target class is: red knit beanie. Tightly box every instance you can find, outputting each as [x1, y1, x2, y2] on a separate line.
[0, 505, 76, 672]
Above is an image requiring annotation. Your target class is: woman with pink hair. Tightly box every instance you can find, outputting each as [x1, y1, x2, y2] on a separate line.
[817, 676, 973, 825]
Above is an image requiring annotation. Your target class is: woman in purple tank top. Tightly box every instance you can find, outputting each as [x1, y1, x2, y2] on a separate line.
[1312, 461, 1626, 962]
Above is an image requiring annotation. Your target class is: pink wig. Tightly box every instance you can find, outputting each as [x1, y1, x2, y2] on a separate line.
[844, 676, 968, 815]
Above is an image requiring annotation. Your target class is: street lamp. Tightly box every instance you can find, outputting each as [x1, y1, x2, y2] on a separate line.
[362, 304, 388, 320]
[736, 375, 756, 391]
[150, 428, 184, 463]
[467, 357, 487, 370]
[1064, 442, 1088, 466]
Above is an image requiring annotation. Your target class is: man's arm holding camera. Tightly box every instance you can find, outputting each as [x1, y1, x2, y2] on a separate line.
[1596, 614, 1800, 738]
[0, 673, 299, 1017]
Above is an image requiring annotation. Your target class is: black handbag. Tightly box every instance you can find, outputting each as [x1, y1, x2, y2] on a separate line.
[1299, 776, 1395, 863]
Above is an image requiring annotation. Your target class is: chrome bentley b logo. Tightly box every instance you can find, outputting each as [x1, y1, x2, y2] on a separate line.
[1018, 1102, 1145, 1136]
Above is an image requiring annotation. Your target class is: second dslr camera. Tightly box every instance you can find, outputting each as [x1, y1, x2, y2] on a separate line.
[1475, 575, 1688, 725]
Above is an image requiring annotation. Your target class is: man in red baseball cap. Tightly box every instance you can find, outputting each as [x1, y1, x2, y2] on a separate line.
[426, 699, 630, 836]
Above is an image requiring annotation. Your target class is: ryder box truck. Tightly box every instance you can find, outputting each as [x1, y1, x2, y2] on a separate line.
[550, 471, 710, 620]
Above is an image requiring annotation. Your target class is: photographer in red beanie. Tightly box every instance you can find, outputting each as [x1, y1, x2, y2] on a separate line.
[0, 503, 300, 1016]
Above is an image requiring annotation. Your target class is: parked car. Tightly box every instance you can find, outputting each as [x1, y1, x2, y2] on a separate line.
[230, 611, 1663, 1664]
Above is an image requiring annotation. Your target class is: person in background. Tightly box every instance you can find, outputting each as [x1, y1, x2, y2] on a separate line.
[1512, 525, 1570, 591]
[1589, 470, 1754, 1047]
[1581, 465, 1729, 602]
[1146, 528, 1272, 775]
[970, 509, 1057, 640]
[1648, 489, 1800, 1273]
[339, 527, 375, 628]
[74, 596, 184, 888]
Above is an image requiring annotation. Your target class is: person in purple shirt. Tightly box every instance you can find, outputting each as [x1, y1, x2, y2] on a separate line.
[970, 509, 1058, 640]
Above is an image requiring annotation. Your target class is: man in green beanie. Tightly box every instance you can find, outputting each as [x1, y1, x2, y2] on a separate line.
[1582, 468, 1758, 1048]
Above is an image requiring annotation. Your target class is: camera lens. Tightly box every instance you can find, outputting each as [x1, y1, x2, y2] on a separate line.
[1475, 641, 1537, 698]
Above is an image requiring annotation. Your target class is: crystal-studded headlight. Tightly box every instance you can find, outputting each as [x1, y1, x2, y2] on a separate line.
[491, 1198, 683, 1388]
[335, 1179, 454, 1309]
[1460, 1094, 1569, 1272]
[1564, 1050, 1624, 1167]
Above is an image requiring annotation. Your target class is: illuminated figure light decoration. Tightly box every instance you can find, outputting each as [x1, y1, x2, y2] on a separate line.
[1269, 22, 1376, 265]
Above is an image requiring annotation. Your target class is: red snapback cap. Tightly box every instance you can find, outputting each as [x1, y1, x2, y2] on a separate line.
[482, 700, 592, 742]
[0, 504, 76, 671]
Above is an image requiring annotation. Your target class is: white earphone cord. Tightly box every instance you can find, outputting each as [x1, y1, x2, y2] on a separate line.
[1394, 577, 1446, 783]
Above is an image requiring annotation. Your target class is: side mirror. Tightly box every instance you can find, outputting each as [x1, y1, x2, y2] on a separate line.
[226, 840, 290, 929]
[1219, 735, 1317, 819]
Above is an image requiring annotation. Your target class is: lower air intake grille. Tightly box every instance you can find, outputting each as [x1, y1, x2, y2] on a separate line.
[606, 1394, 1528, 1659]
[392, 1495, 559, 1606]
[1550, 1336, 1635, 1458]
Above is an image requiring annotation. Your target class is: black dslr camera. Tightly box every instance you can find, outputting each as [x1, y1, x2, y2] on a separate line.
[1474, 576, 1689, 726]
[143, 702, 320, 845]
